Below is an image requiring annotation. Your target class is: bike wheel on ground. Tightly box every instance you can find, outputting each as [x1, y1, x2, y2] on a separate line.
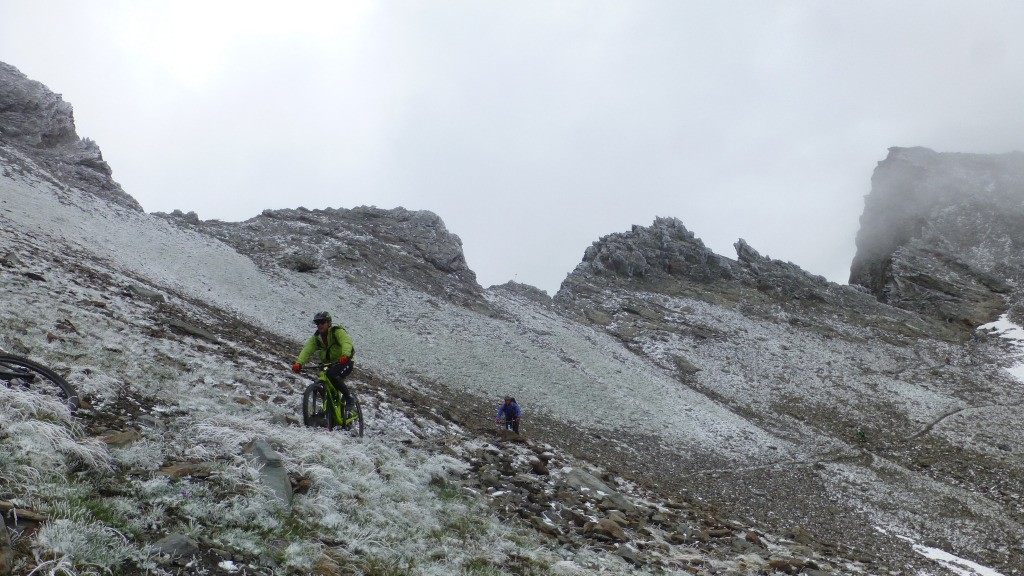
[301, 381, 330, 428]
[0, 355, 79, 411]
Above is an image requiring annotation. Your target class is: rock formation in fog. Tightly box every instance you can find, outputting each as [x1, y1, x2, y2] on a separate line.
[850, 146, 1023, 327]
[0, 62, 140, 211]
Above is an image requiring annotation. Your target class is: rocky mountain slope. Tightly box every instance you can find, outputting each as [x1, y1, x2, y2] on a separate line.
[0, 62, 140, 212]
[551, 214, 1024, 571]
[850, 146, 1024, 328]
[3, 61, 1024, 575]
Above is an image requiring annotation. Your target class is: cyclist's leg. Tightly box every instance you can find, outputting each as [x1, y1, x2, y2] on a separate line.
[325, 362, 352, 405]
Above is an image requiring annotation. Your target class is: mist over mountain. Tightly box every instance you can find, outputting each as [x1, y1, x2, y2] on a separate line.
[3, 61, 1024, 576]
[850, 146, 1024, 330]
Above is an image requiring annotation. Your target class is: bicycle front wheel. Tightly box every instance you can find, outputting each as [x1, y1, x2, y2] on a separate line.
[0, 355, 79, 411]
[301, 381, 329, 428]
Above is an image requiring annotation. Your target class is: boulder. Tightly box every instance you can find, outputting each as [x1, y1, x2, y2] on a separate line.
[243, 439, 293, 507]
[152, 533, 200, 560]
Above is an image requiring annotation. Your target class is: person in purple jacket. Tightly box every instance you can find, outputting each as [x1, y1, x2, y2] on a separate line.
[496, 396, 521, 433]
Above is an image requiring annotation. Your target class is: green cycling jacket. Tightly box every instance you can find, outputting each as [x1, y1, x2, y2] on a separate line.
[296, 325, 354, 365]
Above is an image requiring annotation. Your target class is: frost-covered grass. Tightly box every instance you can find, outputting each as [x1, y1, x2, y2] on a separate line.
[0, 386, 111, 498]
[34, 512, 137, 574]
[0, 330, 568, 575]
[0, 387, 136, 574]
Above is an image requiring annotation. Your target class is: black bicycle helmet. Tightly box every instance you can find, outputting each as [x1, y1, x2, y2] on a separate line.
[313, 311, 332, 324]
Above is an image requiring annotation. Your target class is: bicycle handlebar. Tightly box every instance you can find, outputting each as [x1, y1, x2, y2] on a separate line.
[295, 360, 353, 373]
[295, 364, 325, 374]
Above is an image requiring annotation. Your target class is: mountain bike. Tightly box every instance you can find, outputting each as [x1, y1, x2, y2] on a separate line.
[299, 365, 363, 437]
[0, 354, 79, 411]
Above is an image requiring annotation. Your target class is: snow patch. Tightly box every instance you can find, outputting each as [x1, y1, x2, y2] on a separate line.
[979, 314, 1024, 382]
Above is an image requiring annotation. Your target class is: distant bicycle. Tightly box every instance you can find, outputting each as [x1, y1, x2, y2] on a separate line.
[299, 365, 363, 437]
[0, 354, 79, 411]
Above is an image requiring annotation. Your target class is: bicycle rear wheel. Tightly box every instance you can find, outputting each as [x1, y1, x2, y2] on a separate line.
[301, 381, 329, 428]
[0, 355, 79, 411]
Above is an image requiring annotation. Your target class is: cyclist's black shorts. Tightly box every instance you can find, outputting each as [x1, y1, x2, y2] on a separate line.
[327, 360, 353, 381]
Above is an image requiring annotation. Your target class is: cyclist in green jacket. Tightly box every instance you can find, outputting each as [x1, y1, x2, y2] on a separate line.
[292, 311, 355, 405]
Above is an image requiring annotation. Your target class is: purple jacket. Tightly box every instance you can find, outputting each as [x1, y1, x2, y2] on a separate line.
[496, 401, 521, 421]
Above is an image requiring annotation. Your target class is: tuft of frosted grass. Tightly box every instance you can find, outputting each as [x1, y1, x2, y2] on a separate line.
[25, 556, 77, 576]
[217, 528, 265, 558]
[282, 540, 324, 572]
[0, 384, 76, 424]
[0, 386, 111, 493]
[8, 420, 110, 471]
[4, 419, 110, 477]
[177, 416, 292, 461]
[107, 438, 165, 471]
[34, 514, 137, 574]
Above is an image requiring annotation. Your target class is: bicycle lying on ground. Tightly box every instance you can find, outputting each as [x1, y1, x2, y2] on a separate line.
[299, 364, 363, 437]
[0, 354, 79, 411]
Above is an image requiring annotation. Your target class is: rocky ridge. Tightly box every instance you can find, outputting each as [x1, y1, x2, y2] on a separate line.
[555, 216, 957, 341]
[159, 205, 491, 314]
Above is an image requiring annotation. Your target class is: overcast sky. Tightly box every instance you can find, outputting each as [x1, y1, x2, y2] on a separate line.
[4, 1, 1024, 295]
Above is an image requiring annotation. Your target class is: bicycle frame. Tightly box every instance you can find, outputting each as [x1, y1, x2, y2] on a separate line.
[0, 366, 25, 382]
[317, 371, 347, 429]
[0, 360, 34, 382]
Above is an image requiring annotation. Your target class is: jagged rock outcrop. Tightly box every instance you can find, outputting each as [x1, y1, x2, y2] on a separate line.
[556, 217, 953, 341]
[556, 217, 845, 310]
[558, 217, 735, 296]
[0, 62, 140, 211]
[850, 146, 1022, 328]
[158, 205, 492, 313]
